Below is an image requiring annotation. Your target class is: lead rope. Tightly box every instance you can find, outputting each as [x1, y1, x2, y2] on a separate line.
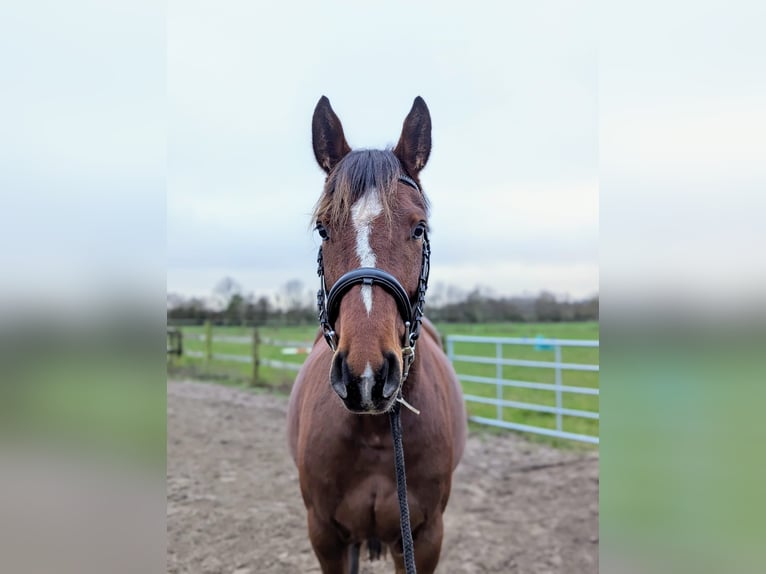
[389, 397, 417, 574]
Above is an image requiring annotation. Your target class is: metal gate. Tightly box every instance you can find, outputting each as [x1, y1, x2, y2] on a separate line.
[446, 335, 599, 444]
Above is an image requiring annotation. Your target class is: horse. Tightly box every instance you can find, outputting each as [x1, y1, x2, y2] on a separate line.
[287, 96, 467, 574]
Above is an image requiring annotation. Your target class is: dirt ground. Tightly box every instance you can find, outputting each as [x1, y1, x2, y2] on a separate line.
[167, 380, 598, 574]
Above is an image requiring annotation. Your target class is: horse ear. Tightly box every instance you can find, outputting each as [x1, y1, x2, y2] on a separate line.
[394, 96, 432, 177]
[312, 96, 351, 173]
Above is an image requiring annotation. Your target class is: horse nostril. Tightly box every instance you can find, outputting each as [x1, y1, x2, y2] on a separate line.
[381, 351, 401, 399]
[330, 352, 348, 399]
[378, 357, 389, 383]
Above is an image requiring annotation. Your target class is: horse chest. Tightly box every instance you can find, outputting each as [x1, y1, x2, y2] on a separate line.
[334, 474, 416, 543]
[302, 428, 446, 540]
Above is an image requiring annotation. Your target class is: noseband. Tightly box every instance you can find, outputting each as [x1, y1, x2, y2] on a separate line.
[315, 174, 431, 383]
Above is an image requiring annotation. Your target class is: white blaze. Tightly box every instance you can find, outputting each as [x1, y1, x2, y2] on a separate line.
[350, 189, 382, 314]
[360, 362, 375, 408]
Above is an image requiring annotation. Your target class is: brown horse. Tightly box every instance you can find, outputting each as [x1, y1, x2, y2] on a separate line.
[288, 96, 467, 574]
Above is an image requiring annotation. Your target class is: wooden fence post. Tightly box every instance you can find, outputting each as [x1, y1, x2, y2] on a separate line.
[251, 328, 261, 386]
[177, 328, 183, 358]
[205, 320, 213, 363]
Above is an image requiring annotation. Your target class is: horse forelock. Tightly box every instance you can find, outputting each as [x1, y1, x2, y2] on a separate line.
[312, 149, 429, 229]
[310, 148, 432, 405]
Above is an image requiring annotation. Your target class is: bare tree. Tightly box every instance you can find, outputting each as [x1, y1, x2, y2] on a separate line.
[213, 276, 243, 312]
[282, 279, 307, 311]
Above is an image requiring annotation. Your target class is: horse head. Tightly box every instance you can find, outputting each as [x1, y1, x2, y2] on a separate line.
[312, 96, 432, 414]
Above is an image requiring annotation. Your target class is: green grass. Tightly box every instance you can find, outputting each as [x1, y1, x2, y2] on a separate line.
[168, 321, 599, 447]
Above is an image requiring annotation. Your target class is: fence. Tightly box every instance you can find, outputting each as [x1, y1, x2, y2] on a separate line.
[178, 322, 311, 385]
[167, 327, 183, 356]
[171, 324, 599, 444]
[446, 335, 599, 444]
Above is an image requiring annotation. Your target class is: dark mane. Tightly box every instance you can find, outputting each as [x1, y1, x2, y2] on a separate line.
[312, 149, 429, 227]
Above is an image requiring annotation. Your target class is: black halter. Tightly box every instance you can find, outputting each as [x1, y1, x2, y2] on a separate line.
[315, 175, 431, 382]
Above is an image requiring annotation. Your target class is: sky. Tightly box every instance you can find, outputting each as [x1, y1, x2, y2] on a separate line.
[2, 0, 763, 316]
[166, 1, 598, 302]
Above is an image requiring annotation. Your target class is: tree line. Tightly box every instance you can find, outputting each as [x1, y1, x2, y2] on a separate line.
[167, 277, 598, 326]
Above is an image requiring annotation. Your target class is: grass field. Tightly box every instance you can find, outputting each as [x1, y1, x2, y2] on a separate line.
[168, 321, 599, 447]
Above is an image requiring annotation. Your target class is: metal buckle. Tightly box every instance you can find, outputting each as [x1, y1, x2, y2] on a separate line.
[401, 345, 415, 381]
[322, 326, 337, 351]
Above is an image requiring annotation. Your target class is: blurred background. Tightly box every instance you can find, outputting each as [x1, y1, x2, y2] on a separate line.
[1, 1, 165, 573]
[601, 1, 766, 572]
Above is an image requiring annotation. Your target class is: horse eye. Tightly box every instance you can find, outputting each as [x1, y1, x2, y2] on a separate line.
[412, 223, 426, 240]
[316, 223, 330, 241]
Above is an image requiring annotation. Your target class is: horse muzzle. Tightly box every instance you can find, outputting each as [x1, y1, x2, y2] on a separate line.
[330, 350, 401, 414]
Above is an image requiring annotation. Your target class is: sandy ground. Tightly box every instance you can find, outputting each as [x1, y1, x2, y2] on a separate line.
[167, 380, 598, 574]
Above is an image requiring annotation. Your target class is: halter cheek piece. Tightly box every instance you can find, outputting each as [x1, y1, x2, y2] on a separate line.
[316, 174, 431, 385]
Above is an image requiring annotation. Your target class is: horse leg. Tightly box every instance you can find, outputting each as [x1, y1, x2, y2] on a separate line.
[307, 510, 349, 574]
[348, 542, 361, 574]
[413, 513, 445, 573]
[391, 513, 444, 574]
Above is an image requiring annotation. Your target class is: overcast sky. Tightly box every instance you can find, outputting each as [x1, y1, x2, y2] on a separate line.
[2, 0, 761, 317]
[167, 1, 598, 301]
[0, 2, 597, 310]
